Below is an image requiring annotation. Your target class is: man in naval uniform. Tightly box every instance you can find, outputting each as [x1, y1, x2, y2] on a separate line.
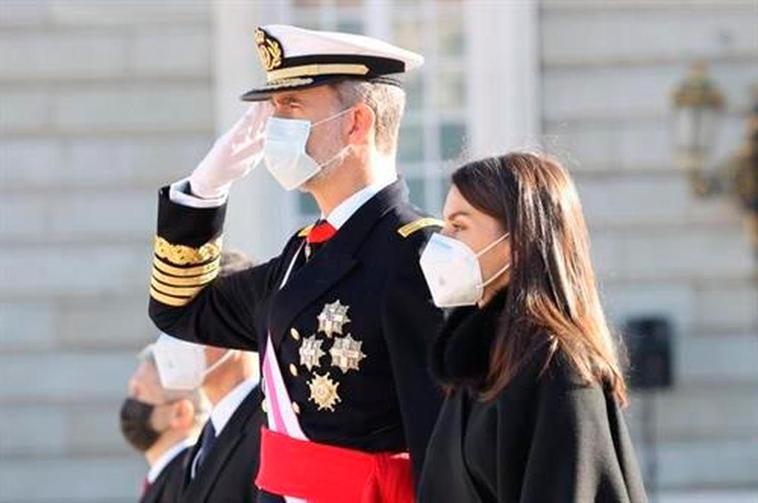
[147, 24, 443, 502]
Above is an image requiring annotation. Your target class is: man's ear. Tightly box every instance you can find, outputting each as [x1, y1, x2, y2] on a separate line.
[169, 399, 195, 430]
[345, 102, 375, 147]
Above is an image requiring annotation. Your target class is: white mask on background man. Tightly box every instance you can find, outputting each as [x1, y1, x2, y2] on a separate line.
[262, 108, 353, 190]
[419, 232, 510, 308]
[152, 334, 233, 390]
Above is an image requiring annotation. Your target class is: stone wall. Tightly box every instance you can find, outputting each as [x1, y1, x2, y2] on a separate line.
[0, 2, 214, 500]
[540, 0, 757, 495]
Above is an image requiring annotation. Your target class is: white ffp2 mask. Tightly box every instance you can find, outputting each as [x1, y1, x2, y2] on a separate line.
[262, 108, 352, 190]
[152, 334, 234, 390]
[419, 232, 510, 308]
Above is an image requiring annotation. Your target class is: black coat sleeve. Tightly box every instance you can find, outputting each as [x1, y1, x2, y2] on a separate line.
[381, 236, 445, 484]
[515, 365, 647, 503]
[147, 187, 283, 350]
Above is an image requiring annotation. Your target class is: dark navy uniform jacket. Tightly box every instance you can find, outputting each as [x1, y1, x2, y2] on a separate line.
[148, 179, 444, 483]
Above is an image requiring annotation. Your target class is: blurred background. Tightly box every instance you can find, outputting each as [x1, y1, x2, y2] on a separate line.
[0, 0, 756, 502]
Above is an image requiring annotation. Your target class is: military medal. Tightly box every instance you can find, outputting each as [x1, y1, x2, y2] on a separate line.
[307, 372, 341, 412]
[299, 334, 325, 371]
[329, 334, 367, 373]
[317, 300, 351, 338]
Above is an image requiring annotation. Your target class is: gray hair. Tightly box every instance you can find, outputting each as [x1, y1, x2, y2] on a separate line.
[330, 79, 406, 155]
[138, 345, 210, 427]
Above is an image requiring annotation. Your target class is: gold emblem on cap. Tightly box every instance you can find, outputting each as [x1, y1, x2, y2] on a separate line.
[317, 300, 351, 338]
[330, 334, 367, 374]
[299, 334, 325, 371]
[307, 372, 341, 412]
[255, 28, 283, 71]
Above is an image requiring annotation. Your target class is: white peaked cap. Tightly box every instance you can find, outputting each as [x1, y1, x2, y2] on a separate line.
[241, 24, 424, 101]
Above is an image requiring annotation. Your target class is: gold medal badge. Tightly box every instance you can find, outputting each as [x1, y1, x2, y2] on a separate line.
[307, 372, 341, 412]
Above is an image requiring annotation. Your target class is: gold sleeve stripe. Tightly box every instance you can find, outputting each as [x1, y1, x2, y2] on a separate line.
[154, 236, 222, 266]
[150, 287, 192, 307]
[298, 224, 314, 238]
[397, 218, 445, 238]
[150, 277, 206, 298]
[153, 256, 220, 277]
[151, 267, 218, 287]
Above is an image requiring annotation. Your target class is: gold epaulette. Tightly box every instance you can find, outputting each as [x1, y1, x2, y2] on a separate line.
[150, 235, 223, 307]
[298, 224, 314, 238]
[397, 217, 444, 238]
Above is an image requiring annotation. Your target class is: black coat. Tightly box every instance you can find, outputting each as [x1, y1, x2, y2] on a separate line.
[178, 386, 264, 502]
[141, 447, 187, 503]
[148, 179, 444, 484]
[418, 294, 647, 503]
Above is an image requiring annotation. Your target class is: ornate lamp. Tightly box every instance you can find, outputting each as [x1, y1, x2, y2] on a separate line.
[672, 62, 757, 248]
[672, 61, 725, 195]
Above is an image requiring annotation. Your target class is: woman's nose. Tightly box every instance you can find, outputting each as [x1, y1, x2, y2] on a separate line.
[440, 222, 455, 237]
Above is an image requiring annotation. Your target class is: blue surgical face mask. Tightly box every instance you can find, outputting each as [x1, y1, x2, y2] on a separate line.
[261, 108, 353, 190]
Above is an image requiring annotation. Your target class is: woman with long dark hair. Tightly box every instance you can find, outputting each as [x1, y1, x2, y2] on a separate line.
[417, 152, 646, 502]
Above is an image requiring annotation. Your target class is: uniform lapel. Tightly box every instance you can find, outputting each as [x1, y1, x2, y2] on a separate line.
[268, 180, 409, 349]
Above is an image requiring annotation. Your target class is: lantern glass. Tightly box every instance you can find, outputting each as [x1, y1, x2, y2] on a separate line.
[674, 103, 722, 171]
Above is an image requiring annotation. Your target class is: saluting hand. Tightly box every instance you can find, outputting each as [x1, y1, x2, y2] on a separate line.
[189, 101, 273, 199]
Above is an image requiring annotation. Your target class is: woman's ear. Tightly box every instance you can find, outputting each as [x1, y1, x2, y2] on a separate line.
[345, 102, 375, 147]
[169, 399, 195, 430]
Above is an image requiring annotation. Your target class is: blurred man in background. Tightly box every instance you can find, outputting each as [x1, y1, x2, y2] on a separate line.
[120, 344, 209, 503]
[151, 250, 265, 502]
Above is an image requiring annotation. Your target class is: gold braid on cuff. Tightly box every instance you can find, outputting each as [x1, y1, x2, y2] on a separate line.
[150, 235, 223, 307]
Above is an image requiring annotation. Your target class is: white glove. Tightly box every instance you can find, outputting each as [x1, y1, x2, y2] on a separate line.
[188, 102, 273, 199]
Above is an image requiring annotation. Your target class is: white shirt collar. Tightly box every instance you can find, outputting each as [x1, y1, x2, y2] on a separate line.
[147, 438, 193, 484]
[324, 174, 397, 230]
[209, 378, 258, 436]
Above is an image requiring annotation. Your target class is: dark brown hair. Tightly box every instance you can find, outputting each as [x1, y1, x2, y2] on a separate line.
[452, 152, 628, 405]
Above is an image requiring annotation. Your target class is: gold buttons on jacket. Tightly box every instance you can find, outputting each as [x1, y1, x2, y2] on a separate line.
[292, 402, 301, 415]
[290, 328, 301, 341]
[289, 363, 298, 377]
[261, 399, 268, 413]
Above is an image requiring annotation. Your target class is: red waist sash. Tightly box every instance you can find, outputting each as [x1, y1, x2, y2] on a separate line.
[256, 427, 414, 503]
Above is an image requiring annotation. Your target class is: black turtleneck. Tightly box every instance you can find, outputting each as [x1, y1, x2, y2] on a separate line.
[430, 290, 508, 390]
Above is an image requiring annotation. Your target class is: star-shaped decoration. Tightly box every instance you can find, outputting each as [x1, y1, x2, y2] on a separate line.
[317, 300, 351, 338]
[298, 334, 325, 371]
[329, 334, 367, 374]
[307, 372, 341, 412]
